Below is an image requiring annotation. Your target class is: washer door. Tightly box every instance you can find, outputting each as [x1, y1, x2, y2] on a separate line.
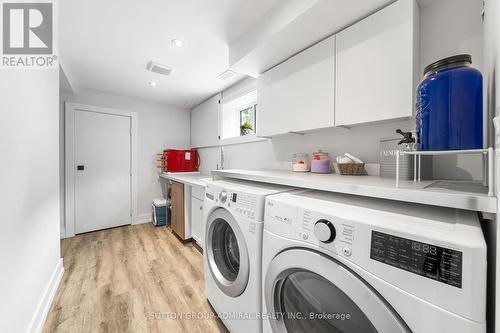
[206, 208, 250, 297]
[265, 249, 411, 333]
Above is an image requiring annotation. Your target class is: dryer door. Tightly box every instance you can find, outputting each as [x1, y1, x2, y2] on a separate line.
[206, 208, 250, 297]
[265, 249, 410, 333]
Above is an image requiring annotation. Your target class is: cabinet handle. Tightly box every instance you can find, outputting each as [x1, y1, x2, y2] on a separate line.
[200, 206, 203, 210]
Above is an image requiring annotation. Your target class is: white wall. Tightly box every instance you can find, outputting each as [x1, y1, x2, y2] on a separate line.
[0, 68, 61, 332]
[60, 89, 190, 235]
[198, 0, 485, 181]
[419, 0, 483, 72]
[199, 119, 415, 174]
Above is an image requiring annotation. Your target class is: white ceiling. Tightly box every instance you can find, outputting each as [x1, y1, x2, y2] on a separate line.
[59, 0, 279, 108]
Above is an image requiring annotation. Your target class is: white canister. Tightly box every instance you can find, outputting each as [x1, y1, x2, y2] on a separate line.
[292, 153, 310, 172]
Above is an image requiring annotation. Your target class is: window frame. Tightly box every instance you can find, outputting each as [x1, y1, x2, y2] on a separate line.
[239, 103, 257, 135]
[219, 90, 266, 146]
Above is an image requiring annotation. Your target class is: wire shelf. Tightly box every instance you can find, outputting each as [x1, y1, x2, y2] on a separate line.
[395, 148, 494, 197]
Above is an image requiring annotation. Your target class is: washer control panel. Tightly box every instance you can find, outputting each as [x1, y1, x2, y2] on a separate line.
[229, 191, 257, 219]
[205, 183, 268, 221]
[219, 190, 228, 204]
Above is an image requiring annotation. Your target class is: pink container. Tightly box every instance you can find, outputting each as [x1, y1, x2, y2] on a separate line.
[311, 151, 331, 174]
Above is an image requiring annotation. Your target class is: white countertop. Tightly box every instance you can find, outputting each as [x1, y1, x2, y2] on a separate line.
[212, 169, 497, 213]
[160, 172, 210, 187]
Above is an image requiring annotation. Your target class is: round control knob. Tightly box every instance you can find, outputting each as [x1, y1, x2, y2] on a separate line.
[219, 191, 228, 203]
[314, 220, 336, 243]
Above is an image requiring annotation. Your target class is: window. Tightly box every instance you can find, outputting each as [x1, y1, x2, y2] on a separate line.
[239, 104, 256, 136]
[221, 90, 258, 141]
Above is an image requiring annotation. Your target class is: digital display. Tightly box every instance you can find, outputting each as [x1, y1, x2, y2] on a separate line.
[370, 231, 462, 288]
[232, 193, 237, 202]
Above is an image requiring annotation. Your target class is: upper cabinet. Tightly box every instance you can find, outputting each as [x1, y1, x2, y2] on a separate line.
[257, 35, 335, 137]
[190, 94, 220, 148]
[335, 0, 419, 126]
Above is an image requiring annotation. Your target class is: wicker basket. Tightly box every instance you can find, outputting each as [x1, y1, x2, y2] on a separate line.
[333, 162, 365, 176]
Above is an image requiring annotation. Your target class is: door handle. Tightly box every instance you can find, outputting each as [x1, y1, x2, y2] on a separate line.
[77, 165, 85, 171]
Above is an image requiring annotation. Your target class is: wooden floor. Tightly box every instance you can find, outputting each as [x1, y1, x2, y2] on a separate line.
[43, 224, 227, 333]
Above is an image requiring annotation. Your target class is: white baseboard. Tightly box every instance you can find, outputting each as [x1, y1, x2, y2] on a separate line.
[60, 226, 67, 239]
[134, 213, 152, 225]
[28, 258, 64, 333]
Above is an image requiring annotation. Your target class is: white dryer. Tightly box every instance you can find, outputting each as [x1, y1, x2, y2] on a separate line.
[203, 179, 295, 333]
[262, 190, 487, 333]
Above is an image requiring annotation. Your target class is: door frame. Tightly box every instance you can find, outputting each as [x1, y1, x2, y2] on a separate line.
[64, 102, 138, 238]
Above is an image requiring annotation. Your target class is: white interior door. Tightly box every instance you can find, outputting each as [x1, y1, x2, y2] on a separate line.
[74, 110, 132, 234]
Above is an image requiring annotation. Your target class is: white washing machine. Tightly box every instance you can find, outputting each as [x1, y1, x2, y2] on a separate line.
[203, 179, 295, 333]
[262, 190, 487, 333]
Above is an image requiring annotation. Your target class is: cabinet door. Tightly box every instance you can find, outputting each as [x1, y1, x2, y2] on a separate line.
[257, 59, 292, 137]
[335, 0, 418, 126]
[257, 36, 335, 137]
[190, 197, 204, 248]
[190, 94, 220, 148]
[286, 36, 335, 133]
[170, 181, 186, 239]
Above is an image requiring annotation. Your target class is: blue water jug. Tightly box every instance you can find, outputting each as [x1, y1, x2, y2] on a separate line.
[416, 54, 483, 151]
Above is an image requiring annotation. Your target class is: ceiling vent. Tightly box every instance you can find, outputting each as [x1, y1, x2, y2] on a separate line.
[217, 69, 237, 80]
[147, 61, 172, 76]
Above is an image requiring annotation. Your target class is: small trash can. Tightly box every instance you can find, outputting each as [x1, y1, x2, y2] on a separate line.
[152, 198, 169, 226]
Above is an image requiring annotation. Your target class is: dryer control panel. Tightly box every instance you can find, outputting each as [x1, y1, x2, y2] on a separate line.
[265, 199, 356, 257]
[370, 231, 463, 288]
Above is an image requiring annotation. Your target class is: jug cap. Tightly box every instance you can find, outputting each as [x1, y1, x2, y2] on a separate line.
[424, 54, 471, 75]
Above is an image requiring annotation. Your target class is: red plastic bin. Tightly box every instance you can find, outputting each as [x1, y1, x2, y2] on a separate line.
[163, 149, 199, 172]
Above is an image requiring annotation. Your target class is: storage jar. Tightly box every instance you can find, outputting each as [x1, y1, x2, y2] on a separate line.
[416, 54, 483, 151]
[311, 150, 331, 174]
[292, 153, 310, 172]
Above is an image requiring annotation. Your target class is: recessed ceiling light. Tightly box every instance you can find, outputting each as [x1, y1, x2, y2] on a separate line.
[149, 81, 158, 87]
[171, 39, 184, 48]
